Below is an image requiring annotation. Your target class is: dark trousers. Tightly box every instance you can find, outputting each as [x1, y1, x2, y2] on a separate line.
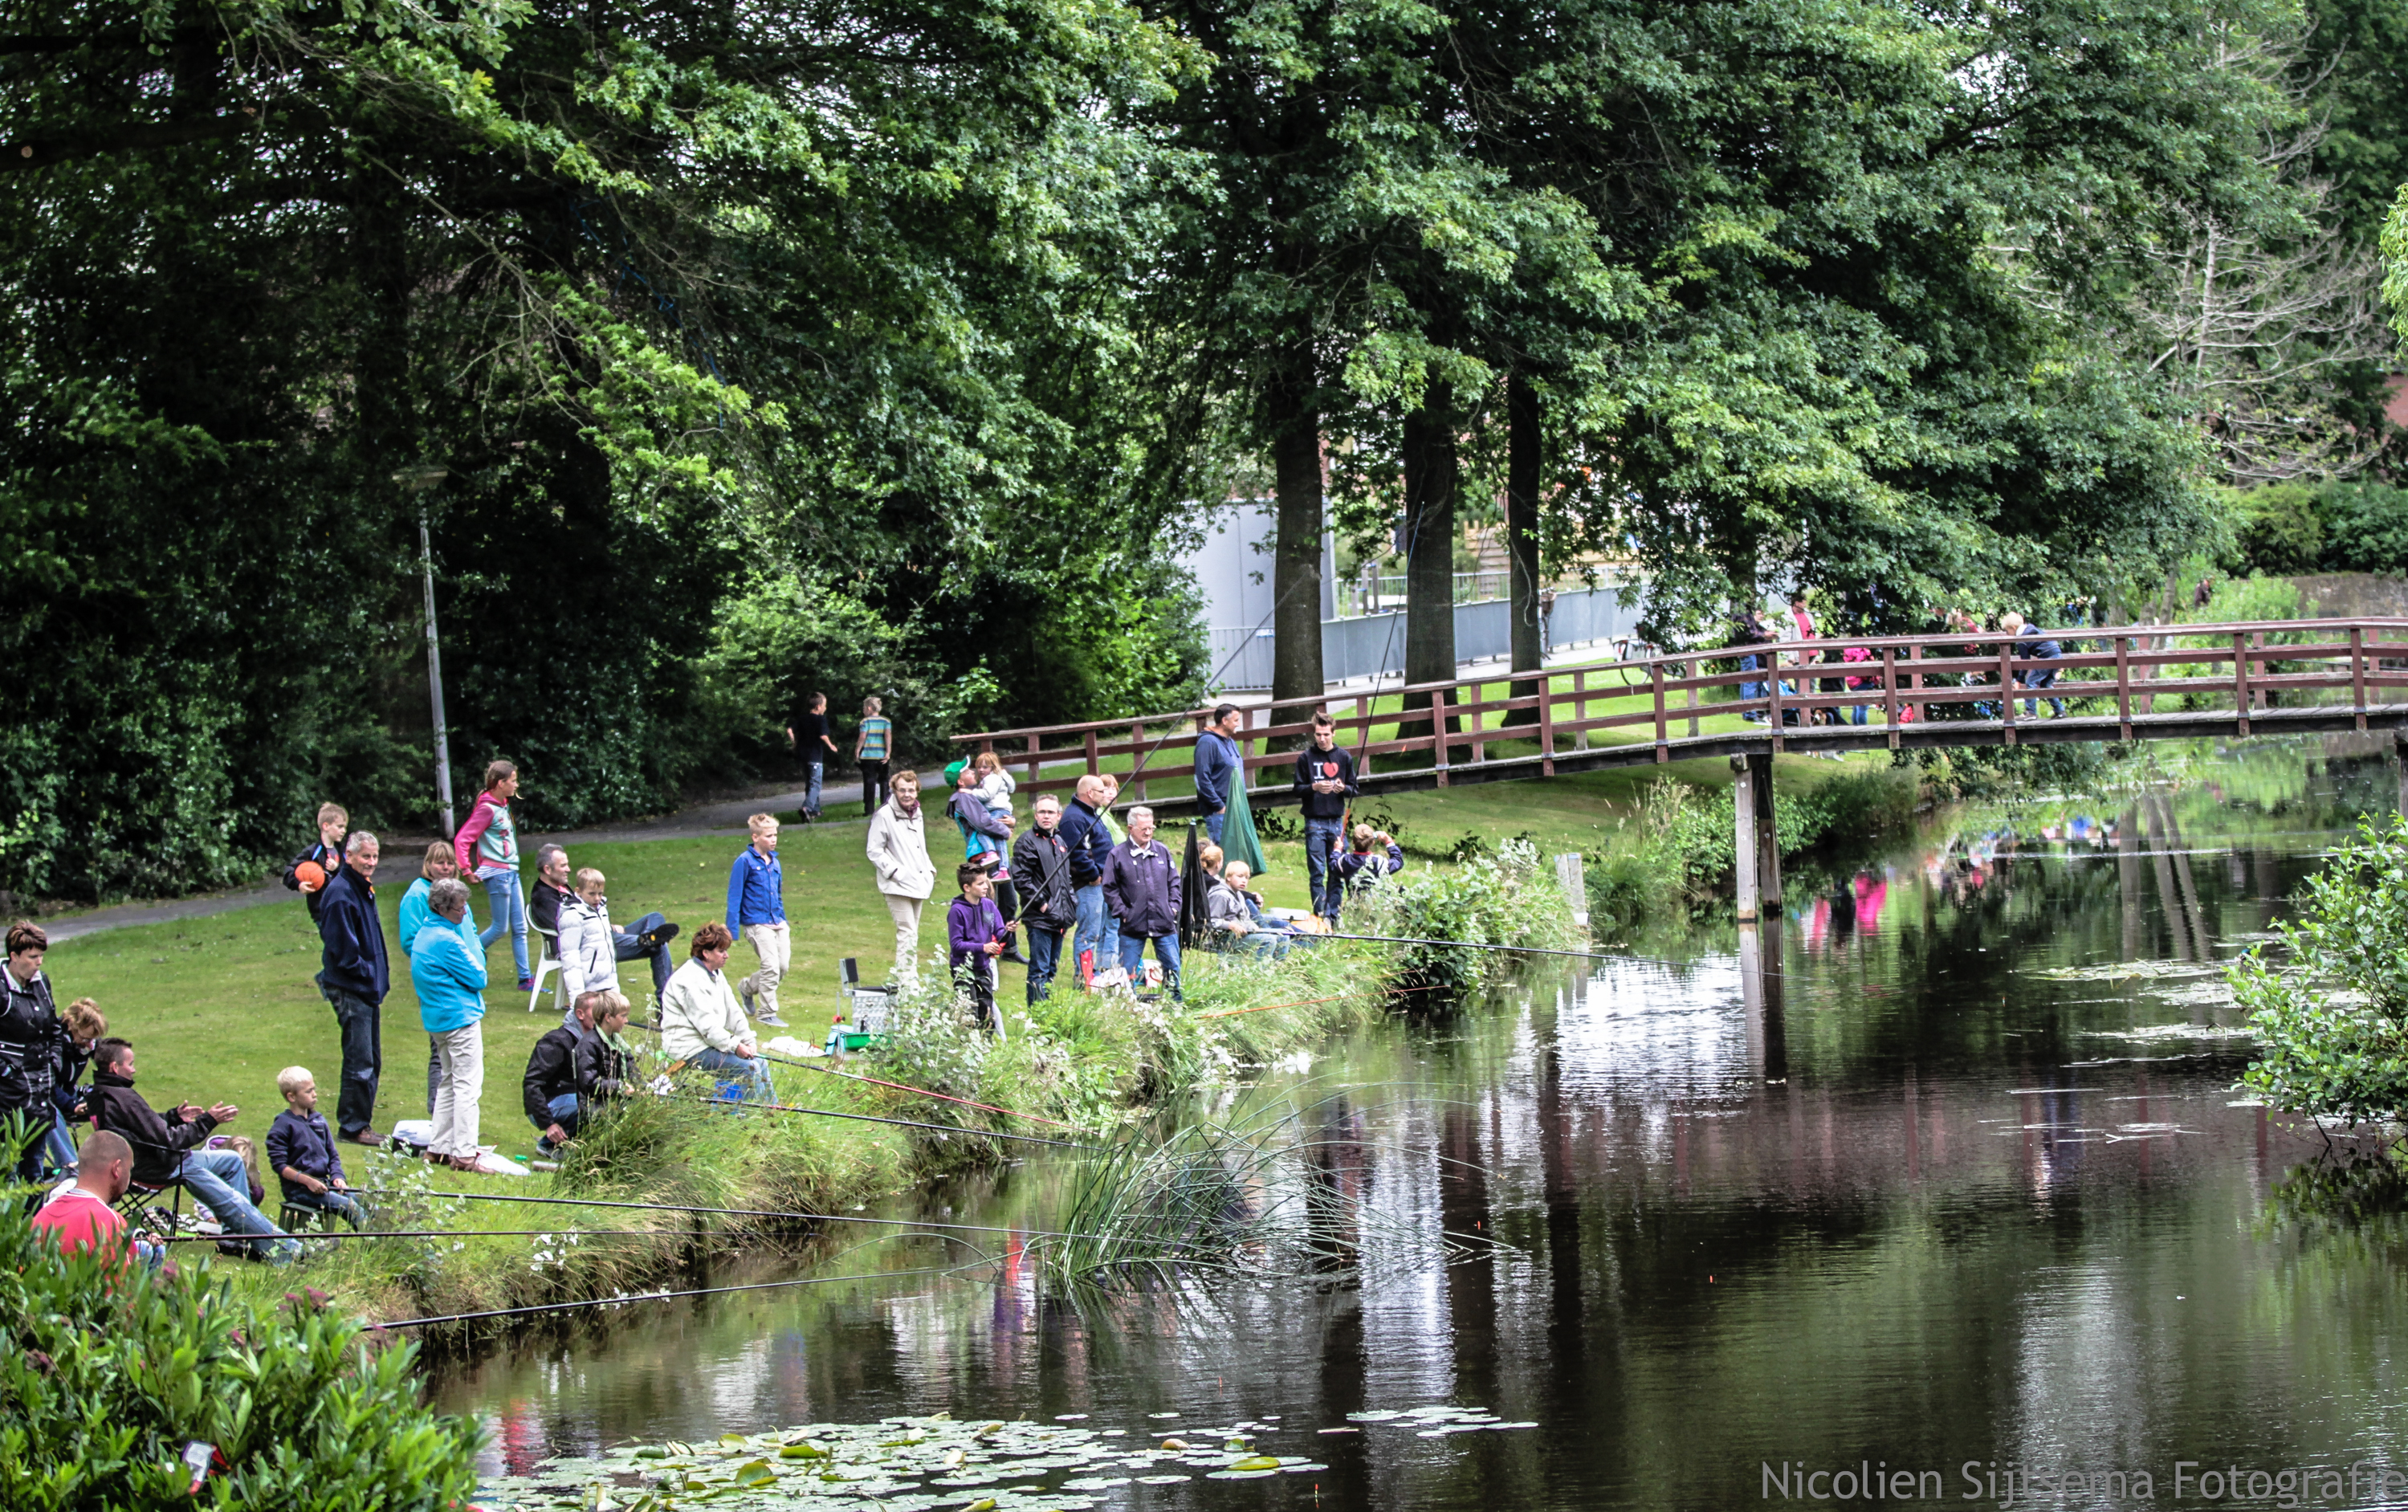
[953, 959, 1001, 1034]
[861, 760, 891, 815]
[991, 878, 1021, 953]
[1026, 924, 1065, 1002]
[1305, 817, 1345, 918]
[612, 910, 674, 995]
[320, 983, 383, 1135]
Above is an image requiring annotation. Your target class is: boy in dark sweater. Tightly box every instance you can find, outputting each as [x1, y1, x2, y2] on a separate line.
[266, 1066, 361, 1229]
[946, 863, 1007, 1036]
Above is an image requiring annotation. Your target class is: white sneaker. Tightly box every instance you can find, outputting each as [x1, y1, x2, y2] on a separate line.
[462, 1151, 529, 1177]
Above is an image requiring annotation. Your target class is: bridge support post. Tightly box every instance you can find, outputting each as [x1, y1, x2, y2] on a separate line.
[1750, 752, 1782, 910]
[2396, 729, 2408, 818]
[1731, 756, 1759, 923]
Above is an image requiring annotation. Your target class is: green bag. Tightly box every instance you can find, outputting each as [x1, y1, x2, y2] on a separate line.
[1222, 772, 1269, 876]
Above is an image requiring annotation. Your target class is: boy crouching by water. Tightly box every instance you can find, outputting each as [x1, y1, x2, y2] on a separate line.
[267, 1066, 363, 1229]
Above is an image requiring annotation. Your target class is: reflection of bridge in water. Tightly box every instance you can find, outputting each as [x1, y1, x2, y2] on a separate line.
[960, 617, 2408, 923]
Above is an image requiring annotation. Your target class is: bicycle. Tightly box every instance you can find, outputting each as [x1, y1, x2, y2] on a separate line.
[1611, 635, 1662, 687]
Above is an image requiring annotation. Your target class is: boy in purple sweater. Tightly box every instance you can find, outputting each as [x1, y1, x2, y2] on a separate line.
[946, 862, 1007, 1037]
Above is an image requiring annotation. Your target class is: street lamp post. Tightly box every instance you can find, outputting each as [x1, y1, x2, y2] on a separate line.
[393, 463, 455, 838]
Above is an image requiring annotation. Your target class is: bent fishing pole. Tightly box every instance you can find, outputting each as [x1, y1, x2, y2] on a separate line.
[1306, 928, 1687, 968]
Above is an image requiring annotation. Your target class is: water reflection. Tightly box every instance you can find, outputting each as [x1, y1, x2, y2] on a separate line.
[434, 749, 2408, 1509]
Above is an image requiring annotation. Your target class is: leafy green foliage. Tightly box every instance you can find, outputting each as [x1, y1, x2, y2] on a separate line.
[0, 1176, 481, 1509]
[2233, 815, 2408, 1127]
[1355, 838, 1575, 992]
[2222, 480, 2408, 577]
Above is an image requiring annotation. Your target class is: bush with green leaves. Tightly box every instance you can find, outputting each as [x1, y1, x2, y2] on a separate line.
[2232, 814, 2408, 1128]
[0, 1188, 480, 1510]
[1355, 838, 1575, 991]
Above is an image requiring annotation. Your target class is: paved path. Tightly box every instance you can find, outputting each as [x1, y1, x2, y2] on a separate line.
[40, 768, 939, 944]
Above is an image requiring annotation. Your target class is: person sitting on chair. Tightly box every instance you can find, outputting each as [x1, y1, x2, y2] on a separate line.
[524, 989, 639, 1154]
[1207, 861, 1290, 958]
[266, 1065, 362, 1229]
[85, 1037, 296, 1261]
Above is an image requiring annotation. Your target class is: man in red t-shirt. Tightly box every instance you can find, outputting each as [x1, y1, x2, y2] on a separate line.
[31, 1129, 145, 1262]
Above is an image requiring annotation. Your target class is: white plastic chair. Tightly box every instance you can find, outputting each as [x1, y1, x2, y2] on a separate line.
[528, 920, 560, 1011]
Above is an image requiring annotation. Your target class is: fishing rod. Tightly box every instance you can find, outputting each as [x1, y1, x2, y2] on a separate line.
[344, 1189, 1088, 1240]
[1191, 982, 1448, 1020]
[374, 1263, 977, 1330]
[666, 1094, 1099, 1151]
[1310, 928, 1687, 968]
[163, 1228, 677, 1244]
[621, 1020, 1073, 1130]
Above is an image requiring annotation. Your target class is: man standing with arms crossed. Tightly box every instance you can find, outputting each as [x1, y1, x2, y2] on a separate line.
[1293, 710, 1359, 923]
[316, 830, 389, 1147]
[1056, 774, 1112, 988]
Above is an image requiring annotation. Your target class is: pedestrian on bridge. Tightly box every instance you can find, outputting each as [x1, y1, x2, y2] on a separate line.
[2000, 612, 2064, 718]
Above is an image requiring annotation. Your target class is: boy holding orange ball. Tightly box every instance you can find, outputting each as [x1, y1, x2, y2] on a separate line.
[281, 801, 348, 924]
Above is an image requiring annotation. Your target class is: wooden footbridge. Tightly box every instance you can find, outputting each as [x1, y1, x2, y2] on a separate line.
[955, 617, 2408, 922]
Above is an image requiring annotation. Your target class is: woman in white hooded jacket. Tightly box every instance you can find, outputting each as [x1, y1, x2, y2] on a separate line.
[865, 770, 936, 987]
[556, 868, 619, 1021]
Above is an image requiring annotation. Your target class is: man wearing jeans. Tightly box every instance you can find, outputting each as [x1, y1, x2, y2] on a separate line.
[314, 829, 389, 1147]
[1057, 774, 1112, 986]
[787, 691, 837, 821]
[1102, 805, 1183, 999]
[1292, 711, 1358, 921]
[454, 759, 530, 991]
[1009, 795, 1076, 1002]
[727, 813, 790, 1028]
[87, 1037, 296, 1261]
[1192, 703, 1244, 846]
[660, 924, 773, 1102]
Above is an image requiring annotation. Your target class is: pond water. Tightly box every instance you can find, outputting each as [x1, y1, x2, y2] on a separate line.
[434, 743, 2408, 1510]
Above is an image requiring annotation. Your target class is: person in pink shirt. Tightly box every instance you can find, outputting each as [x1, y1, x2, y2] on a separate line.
[454, 760, 530, 991]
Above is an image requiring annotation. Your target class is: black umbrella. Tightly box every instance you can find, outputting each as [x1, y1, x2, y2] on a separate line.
[1178, 821, 1210, 948]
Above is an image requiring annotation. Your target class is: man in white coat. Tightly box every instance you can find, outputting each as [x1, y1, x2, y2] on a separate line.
[866, 769, 936, 987]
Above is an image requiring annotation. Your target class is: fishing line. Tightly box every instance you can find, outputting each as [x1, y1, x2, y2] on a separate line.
[1191, 982, 1448, 1019]
[664, 1094, 1100, 1151]
[161, 1228, 678, 1243]
[621, 1020, 1070, 1128]
[373, 1263, 981, 1330]
[342, 1188, 1090, 1240]
[1310, 928, 1692, 969]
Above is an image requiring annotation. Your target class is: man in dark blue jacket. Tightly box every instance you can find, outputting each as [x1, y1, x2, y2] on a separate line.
[315, 831, 389, 1146]
[1101, 805, 1183, 999]
[1192, 704, 1244, 846]
[1292, 711, 1359, 921]
[1058, 774, 1114, 986]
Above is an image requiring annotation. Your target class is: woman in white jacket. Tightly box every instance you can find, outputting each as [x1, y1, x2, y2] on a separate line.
[865, 769, 936, 986]
[556, 869, 618, 1025]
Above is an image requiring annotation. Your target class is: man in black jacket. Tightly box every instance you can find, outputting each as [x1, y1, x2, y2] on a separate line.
[528, 844, 573, 959]
[315, 831, 389, 1146]
[86, 1037, 295, 1259]
[1293, 711, 1359, 922]
[1057, 775, 1114, 986]
[1009, 795, 1077, 1003]
[524, 990, 638, 1153]
[0, 921, 62, 1184]
[1101, 805, 1183, 999]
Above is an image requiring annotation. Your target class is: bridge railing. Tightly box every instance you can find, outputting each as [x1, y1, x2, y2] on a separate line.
[950, 617, 2408, 806]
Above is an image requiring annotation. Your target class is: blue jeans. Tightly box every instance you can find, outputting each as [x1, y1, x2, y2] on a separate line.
[1074, 882, 1109, 986]
[479, 870, 530, 983]
[319, 981, 382, 1137]
[1739, 654, 1764, 711]
[1118, 931, 1182, 999]
[1305, 817, 1345, 918]
[613, 911, 674, 996]
[530, 1090, 584, 1148]
[2018, 667, 2064, 717]
[801, 761, 824, 817]
[44, 1108, 77, 1172]
[1203, 809, 1226, 845]
[177, 1147, 297, 1259]
[1025, 924, 1065, 1003]
[280, 1186, 365, 1229]
[688, 1047, 774, 1104]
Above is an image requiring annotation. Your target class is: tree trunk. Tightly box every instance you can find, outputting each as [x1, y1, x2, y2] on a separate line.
[1506, 369, 1542, 725]
[1270, 358, 1325, 721]
[1401, 403, 1459, 746]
